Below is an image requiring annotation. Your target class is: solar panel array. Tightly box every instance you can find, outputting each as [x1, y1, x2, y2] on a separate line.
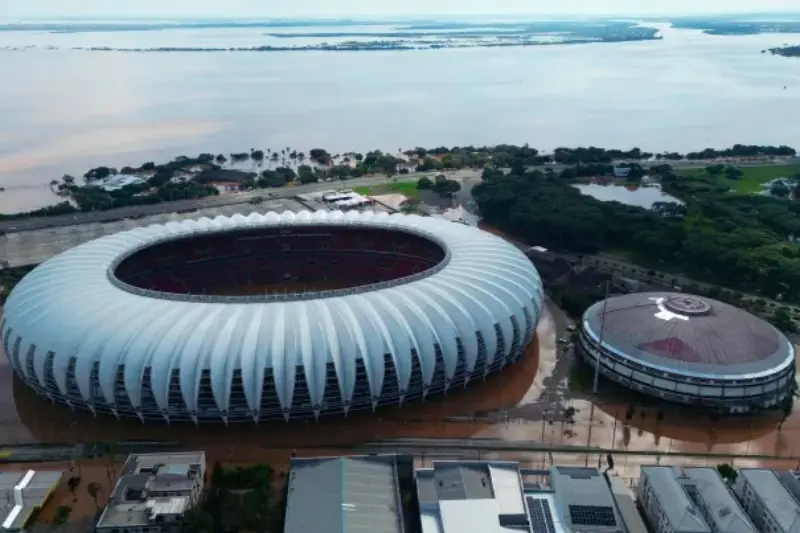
[568, 504, 617, 527]
[526, 497, 556, 533]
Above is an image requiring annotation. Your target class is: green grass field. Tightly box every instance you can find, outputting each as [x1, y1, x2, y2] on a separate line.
[353, 180, 420, 198]
[677, 164, 800, 193]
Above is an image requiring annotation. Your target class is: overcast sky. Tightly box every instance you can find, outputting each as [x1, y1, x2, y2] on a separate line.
[2, 0, 797, 18]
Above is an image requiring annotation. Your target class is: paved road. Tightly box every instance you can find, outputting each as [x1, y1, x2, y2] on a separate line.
[0, 170, 479, 234]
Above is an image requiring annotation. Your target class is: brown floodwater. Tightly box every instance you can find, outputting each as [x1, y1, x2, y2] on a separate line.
[2, 302, 799, 465]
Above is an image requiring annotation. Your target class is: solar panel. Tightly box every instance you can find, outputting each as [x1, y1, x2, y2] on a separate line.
[526, 497, 555, 533]
[568, 504, 617, 527]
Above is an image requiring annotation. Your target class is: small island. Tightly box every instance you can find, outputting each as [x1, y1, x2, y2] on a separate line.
[669, 18, 800, 35]
[767, 45, 800, 57]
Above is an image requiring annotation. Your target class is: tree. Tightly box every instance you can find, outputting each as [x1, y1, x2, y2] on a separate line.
[181, 508, 214, 533]
[417, 176, 433, 189]
[773, 307, 796, 333]
[771, 183, 790, 198]
[55, 505, 72, 525]
[87, 481, 102, 509]
[716, 463, 738, 484]
[251, 149, 265, 161]
[432, 176, 461, 197]
[724, 166, 744, 180]
[241, 488, 271, 532]
[297, 165, 317, 185]
[779, 395, 794, 429]
[211, 461, 225, 490]
[215, 154, 227, 164]
[309, 148, 332, 165]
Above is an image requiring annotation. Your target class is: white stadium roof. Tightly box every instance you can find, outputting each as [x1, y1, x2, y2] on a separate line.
[2, 210, 543, 423]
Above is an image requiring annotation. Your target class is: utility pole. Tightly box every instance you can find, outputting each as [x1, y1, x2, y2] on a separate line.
[592, 280, 611, 395]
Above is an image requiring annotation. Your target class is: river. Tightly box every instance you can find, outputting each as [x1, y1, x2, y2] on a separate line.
[1, 22, 800, 213]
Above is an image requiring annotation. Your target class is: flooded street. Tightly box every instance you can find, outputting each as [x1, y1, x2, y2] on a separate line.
[2, 298, 799, 470]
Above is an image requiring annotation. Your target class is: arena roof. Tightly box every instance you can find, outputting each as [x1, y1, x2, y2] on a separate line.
[582, 292, 794, 379]
[2, 210, 542, 422]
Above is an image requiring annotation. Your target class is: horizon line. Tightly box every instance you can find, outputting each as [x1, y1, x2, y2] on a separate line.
[2, 10, 800, 21]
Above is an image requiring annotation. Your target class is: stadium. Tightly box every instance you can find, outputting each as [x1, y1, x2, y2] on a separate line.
[1, 211, 543, 424]
[576, 292, 796, 413]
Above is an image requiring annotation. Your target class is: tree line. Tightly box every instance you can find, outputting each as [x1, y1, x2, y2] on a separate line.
[2, 143, 796, 221]
[473, 163, 800, 303]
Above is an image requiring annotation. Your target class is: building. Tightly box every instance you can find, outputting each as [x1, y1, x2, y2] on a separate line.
[613, 167, 632, 179]
[283, 455, 415, 533]
[638, 466, 755, 533]
[283, 455, 646, 533]
[416, 461, 530, 533]
[608, 476, 649, 533]
[0, 470, 63, 533]
[734, 469, 800, 533]
[576, 292, 795, 413]
[321, 192, 374, 210]
[547, 466, 632, 533]
[1, 211, 543, 424]
[638, 466, 709, 533]
[418, 461, 642, 533]
[96, 452, 205, 533]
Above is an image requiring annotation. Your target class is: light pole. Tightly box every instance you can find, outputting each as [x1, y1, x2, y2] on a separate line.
[592, 280, 611, 395]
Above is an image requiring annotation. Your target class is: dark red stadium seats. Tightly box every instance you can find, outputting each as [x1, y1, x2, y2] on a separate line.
[113, 226, 446, 296]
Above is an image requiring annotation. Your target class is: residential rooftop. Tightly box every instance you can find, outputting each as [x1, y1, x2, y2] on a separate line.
[416, 460, 528, 533]
[681, 467, 756, 533]
[640, 466, 709, 533]
[0, 470, 63, 533]
[96, 452, 205, 530]
[738, 468, 800, 533]
[549, 466, 627, 532]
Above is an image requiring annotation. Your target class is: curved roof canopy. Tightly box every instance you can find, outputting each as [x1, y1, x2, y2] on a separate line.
[582, 292, 794, 379]
[3, 210, 543, 422]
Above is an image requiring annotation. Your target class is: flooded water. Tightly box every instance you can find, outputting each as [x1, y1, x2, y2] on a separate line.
[573, 183, 683, 208]
[2, 23, 800, 213]
[3, 299, 800, 470]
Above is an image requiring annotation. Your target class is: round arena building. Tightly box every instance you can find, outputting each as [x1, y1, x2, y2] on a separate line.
[576, 292, 796, 413]
[1, 211, 543, 424]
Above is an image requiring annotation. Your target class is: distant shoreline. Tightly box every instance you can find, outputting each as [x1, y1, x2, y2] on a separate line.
[61, 37, 661, 53]
[0, 19, 661, 52]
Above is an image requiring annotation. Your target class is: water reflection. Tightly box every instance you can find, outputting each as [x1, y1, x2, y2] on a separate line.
[573, 183, 682, 208]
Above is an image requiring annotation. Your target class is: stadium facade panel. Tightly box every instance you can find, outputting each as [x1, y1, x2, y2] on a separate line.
[2, 211, 543, 423]
[576, 292, 796, 413]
